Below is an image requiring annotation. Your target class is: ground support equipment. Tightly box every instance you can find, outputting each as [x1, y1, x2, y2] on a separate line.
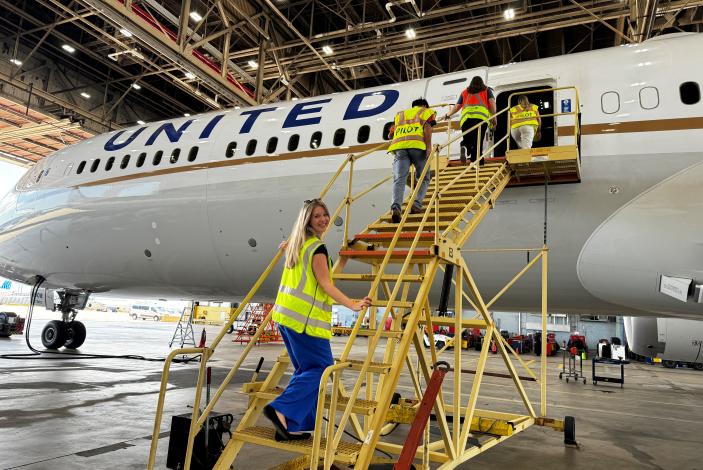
[592, 357, 629, 387]
[232, 303, 281, 344]
[559, 347, 586, 384]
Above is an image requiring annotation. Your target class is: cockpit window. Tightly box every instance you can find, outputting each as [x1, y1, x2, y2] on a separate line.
[105, 156, 115, 171]
[120, 155, 130, 169]
[90, 159, 101, 173]
[77, 161, 86, 174]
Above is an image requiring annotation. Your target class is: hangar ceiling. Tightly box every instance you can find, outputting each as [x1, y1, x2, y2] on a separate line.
[1, 0, 702, 166]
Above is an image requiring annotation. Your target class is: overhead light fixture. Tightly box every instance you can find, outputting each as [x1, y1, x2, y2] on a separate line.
[132, 83, 142, 90]
[405, 28, 416, 40]
[234, 106, 241, 110]
[62, 44, 76, 53]
[119, 28, 133, 37]
[184, 72, 196, 79]
[80, 92, 91, 99]
[137, 120, 146, 125]
[322, 45, 333, 55]
[248, 60, 258, 69]
[504, 8, 515, 20]
[189, 11, 203, 22]
[184, 113, 191, 117]
[9, 58, 22, 66]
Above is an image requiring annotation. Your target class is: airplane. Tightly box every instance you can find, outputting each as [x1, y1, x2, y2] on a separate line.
[625, 316, 703, 370]
[0, 32, 702, 349]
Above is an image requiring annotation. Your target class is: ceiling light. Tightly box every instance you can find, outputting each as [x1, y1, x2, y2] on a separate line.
[189, 11, 203, 22]
[137, 120, 146, 125]
[80, 92, 91, 99]
[234, 106, 241, 110]
[184, 113, 191, 117]
[248, 60, 258, 69]
[132, 83, 142, 90]
[185, 72, 196, 79]
[119, 28, 133, 37]
[504, 8, 515, 20]
[405, 28, 416, 40]
[9, 58, 22, 66]
[322, 45, 333, 55]
[62, 44, 76, 53]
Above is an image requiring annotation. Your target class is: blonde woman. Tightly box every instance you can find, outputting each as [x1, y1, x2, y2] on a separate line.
[509, 95, 541, 149]
[264, 199, 371, 441]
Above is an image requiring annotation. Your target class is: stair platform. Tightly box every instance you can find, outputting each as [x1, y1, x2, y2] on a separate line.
[232, 426, 362, 464]
[506, 145, 580, 185]
[340, 249, 434, 263]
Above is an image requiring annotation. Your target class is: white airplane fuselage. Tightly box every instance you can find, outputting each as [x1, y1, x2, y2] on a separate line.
[0, 33, 702, 318]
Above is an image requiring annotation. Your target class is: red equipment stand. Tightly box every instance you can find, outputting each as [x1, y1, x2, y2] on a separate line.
[394, 361, 450, 470]
[232, 303, 281, 344]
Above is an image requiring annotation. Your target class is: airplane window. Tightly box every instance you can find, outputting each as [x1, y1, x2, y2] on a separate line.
[120, 154, 130, 169]
[333, 128, 346, 146]
[105, 156, 115, 171]
[35, 170, 43, 183]
[136, 152, 147, 167]
[288, 134, 300, 151]
[170, 148, 180, 164]
[600, 91, 620, 114]
[226, 142, 237, 158]
[267, 137, 278, 154]
[357, 125, 370, 143]
[77, 161, 86, 174]
[90, 159, 101, 173]
[153, 150, 163, 165]
[383, 122, 394, 140]
[639, 87, 659, 110]
[310, 131, 322, 149]
[246, 139, 257, 156]
[188, 146, 198, 162]
[680, 81, 700, 105]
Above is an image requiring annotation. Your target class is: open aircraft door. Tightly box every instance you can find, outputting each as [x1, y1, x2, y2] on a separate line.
[423, 67, 488, 160]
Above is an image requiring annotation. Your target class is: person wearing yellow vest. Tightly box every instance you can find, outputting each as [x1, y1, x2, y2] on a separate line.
[510, 95, 541, 149]
[264, 199, 371, 441]
[387, 98, 437, 223]
[443, 76, 497, 165]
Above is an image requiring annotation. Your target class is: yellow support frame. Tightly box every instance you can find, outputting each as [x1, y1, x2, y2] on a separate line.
[147, 87, 580, 470]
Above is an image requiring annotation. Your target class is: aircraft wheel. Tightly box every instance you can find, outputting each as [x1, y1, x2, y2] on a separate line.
[692, 362, 703, 371]
[662, 360, 677, 369]
[563, 416, 577, 446]
[64, 321, 87, 349]
[41, 320, 67, 349]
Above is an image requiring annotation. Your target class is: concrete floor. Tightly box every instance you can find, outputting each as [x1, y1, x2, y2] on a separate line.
[1, 312, 703, 469]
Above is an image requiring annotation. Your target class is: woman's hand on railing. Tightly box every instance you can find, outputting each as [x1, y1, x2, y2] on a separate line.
[348, 296, 372, 312]
[278, 240, 288, 251]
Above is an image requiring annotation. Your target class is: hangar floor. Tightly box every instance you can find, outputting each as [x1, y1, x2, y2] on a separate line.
[1, 313, 702, 469]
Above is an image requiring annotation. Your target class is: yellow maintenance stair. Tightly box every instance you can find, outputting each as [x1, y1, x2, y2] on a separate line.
[148, 86, 581, 470]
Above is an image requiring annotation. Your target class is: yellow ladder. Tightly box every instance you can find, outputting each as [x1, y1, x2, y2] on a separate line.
[149, 87, 582, 470]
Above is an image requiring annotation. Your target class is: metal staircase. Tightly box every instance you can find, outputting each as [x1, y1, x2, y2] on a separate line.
[148, 86, 582, 470]
[169, 303, 196, 348]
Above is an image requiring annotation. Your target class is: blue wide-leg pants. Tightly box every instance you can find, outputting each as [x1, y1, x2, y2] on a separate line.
[269, 325, 334, 432]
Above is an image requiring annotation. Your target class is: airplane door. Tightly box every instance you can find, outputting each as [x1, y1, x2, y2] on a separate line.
[424, 68, 488, 159]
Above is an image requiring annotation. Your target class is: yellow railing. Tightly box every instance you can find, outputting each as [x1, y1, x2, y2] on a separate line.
[147, 91, 556, 469]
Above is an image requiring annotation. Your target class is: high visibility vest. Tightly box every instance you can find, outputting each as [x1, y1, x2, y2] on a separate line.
[271, 237, 334, 339]
[388, 106, 436, 153]
[510, 104, 539, 129]
[460, 88, 490, 126]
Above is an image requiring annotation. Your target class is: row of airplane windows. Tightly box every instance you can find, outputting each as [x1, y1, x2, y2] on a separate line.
[64, 123, 394, 178]
[600, 81, 700, 114]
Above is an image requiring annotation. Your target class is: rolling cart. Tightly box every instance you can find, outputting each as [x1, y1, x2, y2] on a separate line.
[559, 346, 586, 384]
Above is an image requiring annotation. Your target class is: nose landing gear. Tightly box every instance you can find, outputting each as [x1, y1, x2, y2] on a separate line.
[40, 291, 90, 350]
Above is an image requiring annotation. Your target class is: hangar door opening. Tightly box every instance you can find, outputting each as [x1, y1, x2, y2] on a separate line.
[494, 86, 555, 157]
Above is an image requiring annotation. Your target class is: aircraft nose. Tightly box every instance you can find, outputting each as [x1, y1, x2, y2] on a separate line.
[0, 188, 18, 231]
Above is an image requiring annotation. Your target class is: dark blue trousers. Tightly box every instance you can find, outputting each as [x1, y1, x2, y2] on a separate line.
[269, 325, 334, 432]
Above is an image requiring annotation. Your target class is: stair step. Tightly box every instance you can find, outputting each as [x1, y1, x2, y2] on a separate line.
[255, 388, 378, 414]
[339, 358, 394, 373]
[232, 426, 361, 464]
[354, 328, 404, 338]
[370, 299, 415, 309]
[367, 222, 453, 232]
[332, 273, 424, 282]
[416, 317, 489, 328]
[353, 232, 436, 242]
[340, 249, 434, 262]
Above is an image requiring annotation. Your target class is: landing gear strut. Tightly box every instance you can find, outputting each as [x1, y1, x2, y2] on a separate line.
[41, 291, 90, 350]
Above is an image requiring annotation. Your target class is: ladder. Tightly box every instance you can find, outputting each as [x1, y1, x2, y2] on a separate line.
[149, 87, 582, 470]
[232, 303, 281, 344]
[169, 303, 196, 348]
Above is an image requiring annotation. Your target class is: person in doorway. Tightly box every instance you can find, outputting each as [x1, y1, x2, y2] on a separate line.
[443, 76, 497, 165]
[264, 199, 371, 441]
[509, 95, 541, 149]
[386, 98, 437, 223]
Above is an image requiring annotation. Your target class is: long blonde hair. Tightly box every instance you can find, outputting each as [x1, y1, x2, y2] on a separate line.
[284, 199, 330, 268]
[518, 95, 530, 108]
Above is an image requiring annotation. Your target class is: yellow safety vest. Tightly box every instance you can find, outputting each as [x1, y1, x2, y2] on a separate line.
[510, 104, 539, 129]
[388, 107, 436, 153]
[271, 237, 334, 339]
[459, 89, 491, 127]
